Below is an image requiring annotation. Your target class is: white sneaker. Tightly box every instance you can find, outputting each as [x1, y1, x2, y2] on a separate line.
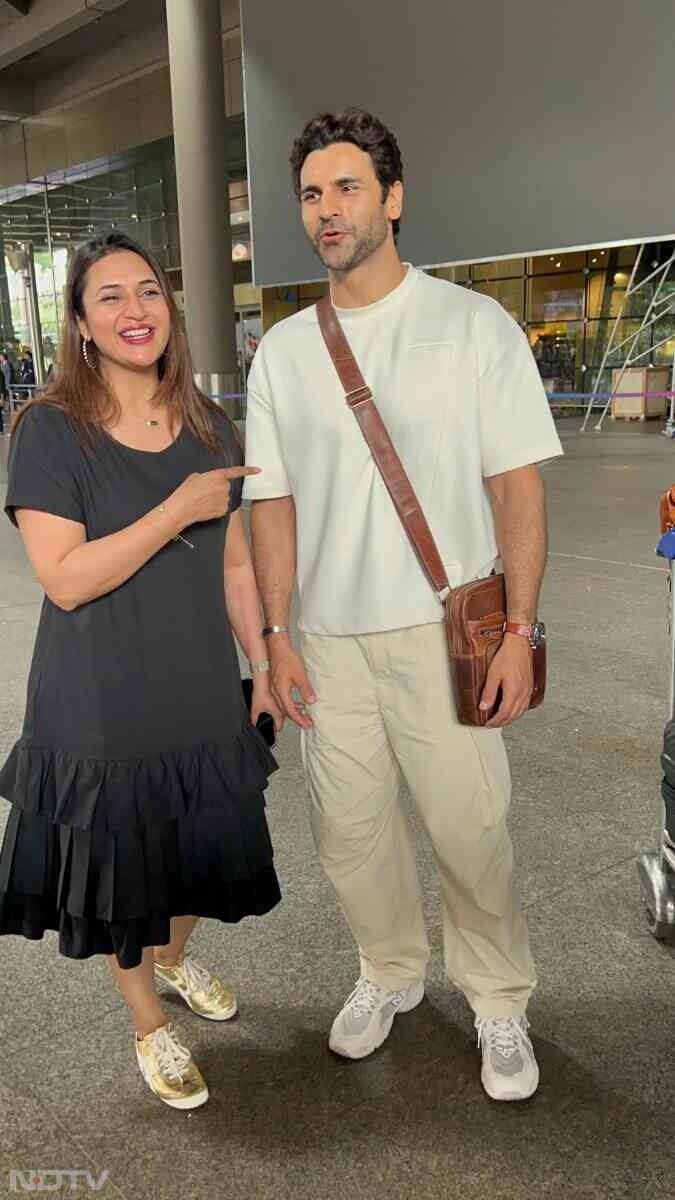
[329, 976, 425, 1060]
[475, 1015, 539, 1101]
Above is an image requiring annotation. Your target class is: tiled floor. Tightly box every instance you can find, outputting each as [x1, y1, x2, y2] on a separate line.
[1, 421, 674, 1199]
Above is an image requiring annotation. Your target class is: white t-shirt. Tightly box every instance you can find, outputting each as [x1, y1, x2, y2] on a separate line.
[243, 265, 563, 636]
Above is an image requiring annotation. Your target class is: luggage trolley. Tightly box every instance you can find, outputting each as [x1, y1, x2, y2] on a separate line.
[637, 485, 675, 938]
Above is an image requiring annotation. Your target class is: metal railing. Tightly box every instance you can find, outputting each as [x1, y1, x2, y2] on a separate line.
[1, 384, 38, 426]
[580, 244, 675, 433]
[547, 389, 675, 410]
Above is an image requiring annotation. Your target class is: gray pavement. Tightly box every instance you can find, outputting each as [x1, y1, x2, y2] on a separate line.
[1, 419, 675, 1199]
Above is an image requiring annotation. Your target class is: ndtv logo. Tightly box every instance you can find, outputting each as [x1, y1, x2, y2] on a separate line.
[9, 1170, 110, 1191]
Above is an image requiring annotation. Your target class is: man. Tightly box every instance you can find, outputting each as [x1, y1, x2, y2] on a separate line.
[0, 351, 15, 434]
[244, 109, 563, 1101]
[19, 348, 35, 393]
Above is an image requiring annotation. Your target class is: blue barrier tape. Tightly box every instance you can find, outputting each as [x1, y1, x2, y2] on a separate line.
[542, 391, 667, 400]
[547, 390, 675, 400]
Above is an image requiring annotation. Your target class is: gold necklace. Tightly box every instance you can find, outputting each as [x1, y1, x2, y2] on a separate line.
[146, 419, 160, 427]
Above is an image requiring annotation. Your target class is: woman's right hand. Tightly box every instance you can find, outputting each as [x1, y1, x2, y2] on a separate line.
[170, 466, 261, 530]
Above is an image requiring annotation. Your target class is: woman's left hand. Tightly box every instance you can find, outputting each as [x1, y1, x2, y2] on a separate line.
[251, 673, 285, 733]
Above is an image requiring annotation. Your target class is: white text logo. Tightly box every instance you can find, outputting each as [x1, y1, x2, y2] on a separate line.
[9, 1170, 110, 1192]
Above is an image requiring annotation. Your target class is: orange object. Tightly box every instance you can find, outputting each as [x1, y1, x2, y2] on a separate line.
[660, 487, 675, 534]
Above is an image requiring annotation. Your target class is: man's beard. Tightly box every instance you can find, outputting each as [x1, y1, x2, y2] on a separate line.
[311, 210, 389, 273]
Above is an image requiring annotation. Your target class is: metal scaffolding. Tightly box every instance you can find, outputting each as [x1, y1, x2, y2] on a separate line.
[580, 244, 675, 433]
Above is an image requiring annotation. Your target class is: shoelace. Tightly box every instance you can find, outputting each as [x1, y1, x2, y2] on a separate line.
[181, 955, 219, 998]
[150, 1026, 192, 1083]
[345, 977, 383, 1018]
[475, 1016, 530, 1060]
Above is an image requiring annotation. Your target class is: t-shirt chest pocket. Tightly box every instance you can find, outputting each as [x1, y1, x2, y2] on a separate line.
[385, 340, 457, 442]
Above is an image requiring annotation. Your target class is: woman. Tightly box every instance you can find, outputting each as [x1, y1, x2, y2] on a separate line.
[0, 232, 283, 1110]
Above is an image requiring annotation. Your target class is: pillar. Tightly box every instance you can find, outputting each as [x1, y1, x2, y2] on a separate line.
[0, 233, 16, 349]
[165, 0, 241, 418]
[20, 243, 45, 386]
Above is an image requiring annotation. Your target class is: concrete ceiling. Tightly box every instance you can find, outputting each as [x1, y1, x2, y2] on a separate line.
[0, 0, 31, 20]
[0, 0, 240, 123]
[0, 0, 166, 82]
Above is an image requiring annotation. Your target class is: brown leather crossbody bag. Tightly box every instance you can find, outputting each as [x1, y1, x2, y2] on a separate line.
[316, 295, 546, 727]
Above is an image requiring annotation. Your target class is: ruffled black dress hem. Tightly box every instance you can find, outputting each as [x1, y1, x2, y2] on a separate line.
[0, 721, 278, 832]
[0, 722, 281, 969]
[0, 866, 281, 969]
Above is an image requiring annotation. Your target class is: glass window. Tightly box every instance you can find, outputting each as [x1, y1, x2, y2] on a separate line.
[585, 368, 612, 398]
[165, 214, 180, 248]
[427, 264, 471, 284]
[473, 258, 524, 281]
[473, 278, 524, 322]
[587, 273, 645, 320]
[162, 176, 178, 212]
[616, 244, 639, 267]
[147, 217, 168, 250]
[2, 254, 30, 349]
[299, 282, 328, 300]
[34, 250, 59, 365]
[166, 240, 181, 272]
[653, 317, 675, 367]
[135, 157, 163, 188]
[136, 181, 164, 220]
[528, 273, 585, 322]
[584, 319, 651, 367]
[105, 168, 134, 197]
[528, 321, 582, 392]
[530, 251, 586, 274]
[586, 248, 611, 269]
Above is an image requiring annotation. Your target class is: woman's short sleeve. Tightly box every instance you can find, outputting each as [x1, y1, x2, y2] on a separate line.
[4, 405, 85, 528]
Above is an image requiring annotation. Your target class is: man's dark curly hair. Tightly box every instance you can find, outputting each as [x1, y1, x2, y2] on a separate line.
[290, 108, 403, 243]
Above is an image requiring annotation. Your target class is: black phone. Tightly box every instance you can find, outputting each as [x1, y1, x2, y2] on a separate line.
[241, 677, 276, 748]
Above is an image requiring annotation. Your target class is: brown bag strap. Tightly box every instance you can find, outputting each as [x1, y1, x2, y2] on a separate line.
[316, 294, 450, 601]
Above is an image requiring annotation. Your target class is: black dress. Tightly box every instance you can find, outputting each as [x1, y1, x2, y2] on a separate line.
[0, 404, 280, 968]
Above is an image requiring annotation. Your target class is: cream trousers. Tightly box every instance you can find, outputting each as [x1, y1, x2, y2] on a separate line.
[300, 622, 536, 1019]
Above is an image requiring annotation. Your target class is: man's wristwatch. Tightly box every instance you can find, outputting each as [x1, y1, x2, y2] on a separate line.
[504, 621, 546, 649]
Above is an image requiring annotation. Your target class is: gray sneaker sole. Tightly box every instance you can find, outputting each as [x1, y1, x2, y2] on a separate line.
[480, 1066, 540, 1102]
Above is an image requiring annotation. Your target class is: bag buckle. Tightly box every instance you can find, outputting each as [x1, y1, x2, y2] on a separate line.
[345, 386, 371, 408]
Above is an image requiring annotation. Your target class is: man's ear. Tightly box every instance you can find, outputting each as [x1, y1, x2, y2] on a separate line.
[387, 180, 403, 223]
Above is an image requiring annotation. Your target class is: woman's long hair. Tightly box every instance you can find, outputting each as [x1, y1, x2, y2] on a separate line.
[13, 232, 232, 454]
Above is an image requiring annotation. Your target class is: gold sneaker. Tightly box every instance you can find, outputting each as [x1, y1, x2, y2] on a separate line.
[153, 954, 238, 1022]
[135, 1023, 209, 1110]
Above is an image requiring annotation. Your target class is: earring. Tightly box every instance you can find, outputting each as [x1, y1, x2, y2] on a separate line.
[82, 337, 95, 369]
